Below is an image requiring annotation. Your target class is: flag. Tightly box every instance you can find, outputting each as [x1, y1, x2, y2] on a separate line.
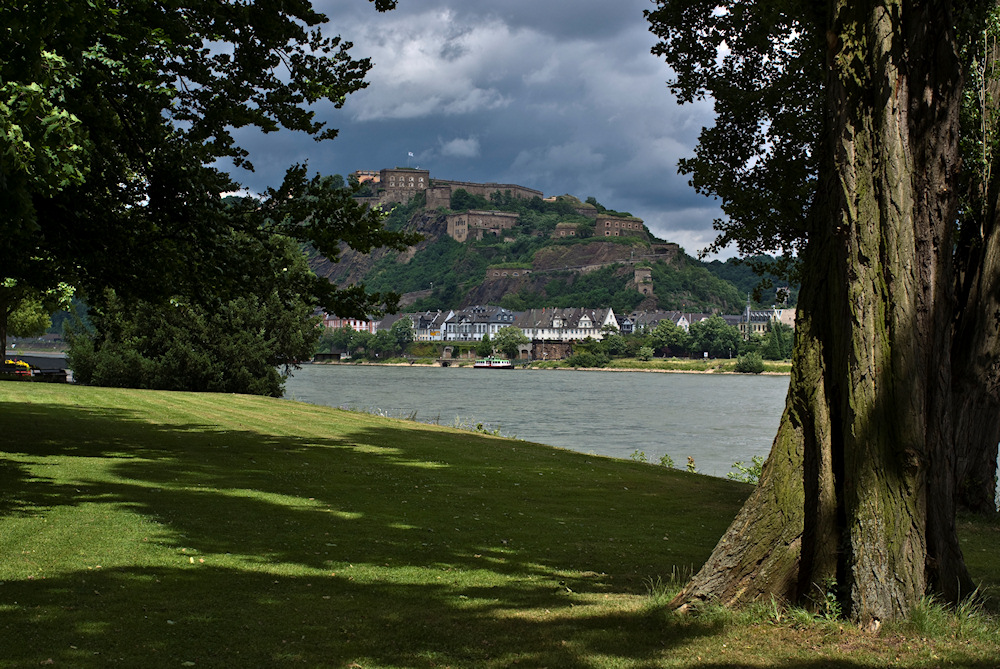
[408, 152, 414, 157]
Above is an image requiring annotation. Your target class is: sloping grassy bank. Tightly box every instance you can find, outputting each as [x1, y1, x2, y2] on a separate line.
[1, 381, 998, 668]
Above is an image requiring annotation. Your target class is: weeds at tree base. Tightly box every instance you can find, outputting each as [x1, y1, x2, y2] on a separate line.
[644, 566, 693, 607]
[727, 455, 764, 484]
[899, 590, 995, 641]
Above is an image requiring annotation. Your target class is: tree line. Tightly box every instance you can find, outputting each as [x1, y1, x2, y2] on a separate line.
[2, 0, 414, 397]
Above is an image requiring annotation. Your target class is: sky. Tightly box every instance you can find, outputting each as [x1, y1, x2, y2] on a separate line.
[227, 0, 728, 258]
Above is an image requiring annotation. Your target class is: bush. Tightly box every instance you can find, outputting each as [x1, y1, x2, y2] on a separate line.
[734, 351, 765, 374]
[637, 346, 654, 361]
[727, 455, 764, 484]
[566, 350, 608, 368]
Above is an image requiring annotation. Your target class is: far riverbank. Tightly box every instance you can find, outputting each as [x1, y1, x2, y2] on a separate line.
[308, 357, 793, 375]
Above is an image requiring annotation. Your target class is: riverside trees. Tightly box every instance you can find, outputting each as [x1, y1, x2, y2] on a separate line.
[648, 0, 1000, 625]
[1, 0, 415, 390]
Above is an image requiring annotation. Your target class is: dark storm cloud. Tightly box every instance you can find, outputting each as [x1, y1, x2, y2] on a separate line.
[444, 0, 644, 40]
[230, 0, 731, 257]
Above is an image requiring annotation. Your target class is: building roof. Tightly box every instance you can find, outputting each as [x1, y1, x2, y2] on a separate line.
[513, 307, 615, 330]
[444, 305, 518, 327]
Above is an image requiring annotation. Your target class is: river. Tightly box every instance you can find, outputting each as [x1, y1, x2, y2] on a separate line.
[284, 364, 789, 478]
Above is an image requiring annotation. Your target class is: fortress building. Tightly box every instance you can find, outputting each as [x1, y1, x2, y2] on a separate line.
[595, 215, 647, 239]
[446, 210, 520, 242]
[353, 168, 542, 208]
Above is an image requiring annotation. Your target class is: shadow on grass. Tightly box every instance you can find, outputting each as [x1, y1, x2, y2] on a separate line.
[2, 398, 993, 667]
[0, 565, 714, 668]
[3, 566, 998, 669]
[0, 399, 743, 585]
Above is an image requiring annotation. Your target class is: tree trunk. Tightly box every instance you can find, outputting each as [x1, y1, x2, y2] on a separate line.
[672, 0, 975, 626]
[951, 1, 1000, 517]
[670, 235, 838, 611]
[952, 170, 1000, 516]
[1, 286, 18, 365]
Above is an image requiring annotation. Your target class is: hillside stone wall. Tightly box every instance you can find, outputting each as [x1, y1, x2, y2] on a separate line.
[437, 180, 542, 201]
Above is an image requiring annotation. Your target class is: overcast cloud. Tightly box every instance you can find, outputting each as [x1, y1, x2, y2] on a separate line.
[228, 0, 728, 257]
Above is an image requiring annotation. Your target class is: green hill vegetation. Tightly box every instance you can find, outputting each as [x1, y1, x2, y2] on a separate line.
[2, 381, 999, 667]
[702, 256, 800, 306]
[321, 190, 762, 313]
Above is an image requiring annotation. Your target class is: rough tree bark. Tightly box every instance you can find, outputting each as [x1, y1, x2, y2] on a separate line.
[671, 0, 977, 626]
[952, 9, 1000, 516]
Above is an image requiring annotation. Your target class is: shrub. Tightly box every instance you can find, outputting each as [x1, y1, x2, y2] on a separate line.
[727, 455, 764, 484]
[734, 351, 765, 374]
[566, 350, 608, 368]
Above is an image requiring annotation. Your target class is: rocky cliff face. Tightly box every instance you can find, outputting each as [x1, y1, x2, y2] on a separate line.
[459, 275, 547, 306]
[531, 242, 642, 271]
[308, 212, 448, 286]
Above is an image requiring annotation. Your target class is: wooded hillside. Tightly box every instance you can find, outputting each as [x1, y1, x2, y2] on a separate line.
[307, 191, 787, 313]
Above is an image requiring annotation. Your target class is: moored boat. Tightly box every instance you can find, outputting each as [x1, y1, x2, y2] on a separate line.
[473, 356, 512, 369]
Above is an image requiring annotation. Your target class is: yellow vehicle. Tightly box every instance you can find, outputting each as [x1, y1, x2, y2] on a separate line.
[2, 358, 33, 377]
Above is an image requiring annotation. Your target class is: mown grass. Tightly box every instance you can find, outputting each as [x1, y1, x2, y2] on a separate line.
[1, 380, 998, 668]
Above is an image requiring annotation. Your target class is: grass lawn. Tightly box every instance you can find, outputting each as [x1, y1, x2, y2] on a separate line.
[1, 381, 998, 668]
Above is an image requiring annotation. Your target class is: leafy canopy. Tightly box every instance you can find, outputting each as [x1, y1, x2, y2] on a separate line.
[67, 235, 322, 397]
[2, 0, 414, 318]
[646, 0, 823, 277]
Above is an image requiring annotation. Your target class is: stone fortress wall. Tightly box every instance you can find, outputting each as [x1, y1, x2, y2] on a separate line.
[355, 167, 543, 209]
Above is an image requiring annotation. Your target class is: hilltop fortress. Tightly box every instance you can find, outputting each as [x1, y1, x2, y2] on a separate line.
[303, 167, 688, 311]
[353, 167, 542, 209]
[352, 167, 658, 246]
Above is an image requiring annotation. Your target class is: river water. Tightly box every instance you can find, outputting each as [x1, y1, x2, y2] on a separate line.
[284, 364, 789, 478]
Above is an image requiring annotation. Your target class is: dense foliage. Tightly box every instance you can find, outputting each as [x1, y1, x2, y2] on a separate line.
[367, 235, 486, 297]
[369, 221, 752, 313]
[703, 256, 800, 306]
[2, 0, 416, 389]
[650, 254, 744, 310]
[68, 236, 321, 397]
[491, 326, 530, 360]
[315, 318, 414, 361]
[645, 0, 820, 275]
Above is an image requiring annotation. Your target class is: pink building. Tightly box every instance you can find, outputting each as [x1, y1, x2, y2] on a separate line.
[322, 313, 376, 333]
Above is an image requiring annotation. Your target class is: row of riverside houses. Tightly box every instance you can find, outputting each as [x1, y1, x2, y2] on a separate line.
[321, 305, 796, 360]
